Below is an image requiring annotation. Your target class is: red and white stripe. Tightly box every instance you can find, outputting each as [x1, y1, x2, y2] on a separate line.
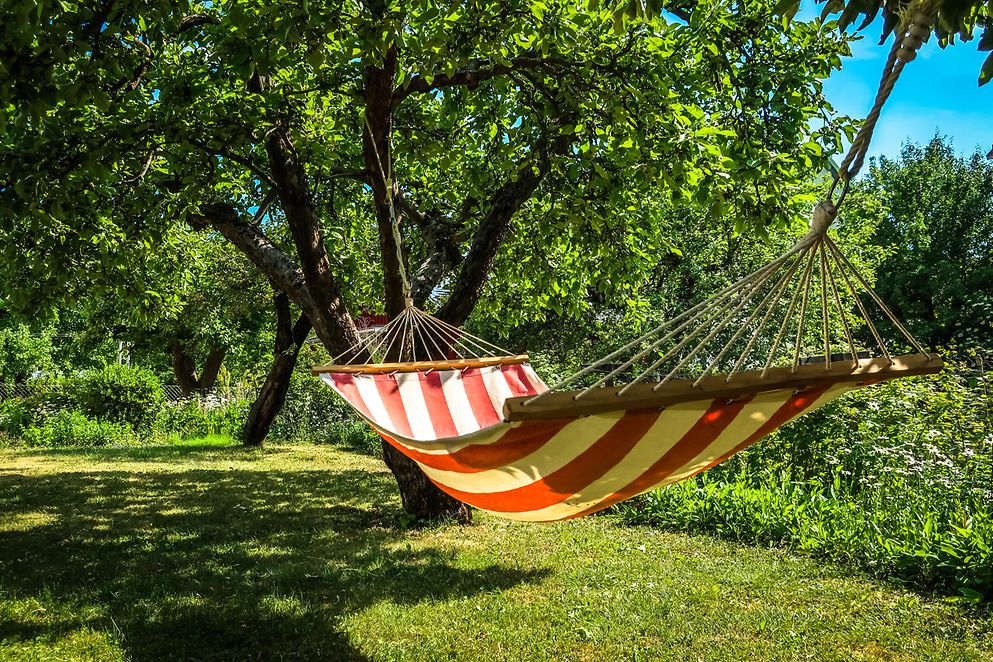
[321, 364, 857, 522]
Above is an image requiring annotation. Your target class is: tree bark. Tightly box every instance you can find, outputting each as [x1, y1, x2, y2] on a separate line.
[198, 347, 226, 390]
[364, 46, 410, 319]
[171, 343, 200, 395]
[381, 440, 472, 523]
[170, 342, 226, 395]
[262, 124, 467, 521]
[264, 130, 366, 355]
[243, 291, 312, 447]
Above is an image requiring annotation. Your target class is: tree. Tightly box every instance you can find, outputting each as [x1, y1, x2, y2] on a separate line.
[858, 137, 993, 354]
[72, 230, 274, 394]
[2, 0, 853, 520]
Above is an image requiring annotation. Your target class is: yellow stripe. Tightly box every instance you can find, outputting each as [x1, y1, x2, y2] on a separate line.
[489, 402, 706, 521]
[416, 411, 626, 493]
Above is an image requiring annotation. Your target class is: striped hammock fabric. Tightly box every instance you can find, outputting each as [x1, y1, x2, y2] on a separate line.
[320, 363, 857, 522]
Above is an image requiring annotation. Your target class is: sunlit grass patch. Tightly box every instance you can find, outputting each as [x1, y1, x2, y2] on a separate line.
[0, 444, 990, 661]
[0, 511, 57, 532]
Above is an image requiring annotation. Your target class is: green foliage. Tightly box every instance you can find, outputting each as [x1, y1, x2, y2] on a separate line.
[0, 0, 852, 327]
[618, 365, 993, 599]
[21, 410, 136, 448]
[154, 397, 249, 440]
[619, 471, 993, 600]
[0, 315, 55, 383]
[0, 399, 36, 437]
[767, 0, 993, 85]
[76, 365, 164, 433]
[268, 372, 380, 454]
[856, 138, 993, 354]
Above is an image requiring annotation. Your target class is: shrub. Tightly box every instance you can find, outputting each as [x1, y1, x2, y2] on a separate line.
[155, 397, 249, 440]
[22, 410, 136, 448]
[261, 372, 381, 455]
[0, 398, 36, 436]
[268, 372, 354, 442]
[336, 419, 383, 456]
[76, 365, 164, 433]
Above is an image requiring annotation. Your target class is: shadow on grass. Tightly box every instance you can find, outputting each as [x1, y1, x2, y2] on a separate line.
[0, 453, 548, 660]
[4, 438, 269, 464]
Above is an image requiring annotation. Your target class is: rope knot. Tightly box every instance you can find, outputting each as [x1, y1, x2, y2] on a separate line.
[896, 10, 933, 63]
[810, 201, 837, 235]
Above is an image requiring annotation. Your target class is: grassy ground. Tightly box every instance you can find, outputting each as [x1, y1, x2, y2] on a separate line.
[1, 441, 990, 661]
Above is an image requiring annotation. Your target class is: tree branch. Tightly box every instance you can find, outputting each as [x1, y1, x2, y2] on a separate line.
[189, 138, 278, 189]
[186, 202, 315, 316]
[436, 134, 572, 326]
[365, 46, 411, 319]
[393, 56, 580, 107]
[176, 13, 221, 35]
[264, 128, 364, 355]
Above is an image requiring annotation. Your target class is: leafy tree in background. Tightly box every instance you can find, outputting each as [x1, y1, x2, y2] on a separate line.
[0, 305, 121, 382]
[95, 233, 274, 394]
[0, 314, 55, 383]
[1, 0, 855, 519]
[858, 137, 993, 355]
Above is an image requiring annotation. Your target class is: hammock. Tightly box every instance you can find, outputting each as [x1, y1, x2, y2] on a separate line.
[313, 7, 944, 521]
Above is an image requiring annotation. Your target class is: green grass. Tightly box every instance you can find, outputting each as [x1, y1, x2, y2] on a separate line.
[1, 442, 991, 661]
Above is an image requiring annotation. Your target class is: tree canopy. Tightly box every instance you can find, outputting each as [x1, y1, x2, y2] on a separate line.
[1, 1, 853, 343]
[859, 137, 993, 354]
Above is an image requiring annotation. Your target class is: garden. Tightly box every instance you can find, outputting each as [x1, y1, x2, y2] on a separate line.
[2, 0, 993, 659]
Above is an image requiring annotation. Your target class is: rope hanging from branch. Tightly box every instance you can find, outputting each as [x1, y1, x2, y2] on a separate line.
[522, 3, 939, 405]
[829, 1, 937, 206]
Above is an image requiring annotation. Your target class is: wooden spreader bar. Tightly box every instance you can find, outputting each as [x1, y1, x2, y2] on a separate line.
[502, 354, 942, 422]
[312, 354, 530, 375]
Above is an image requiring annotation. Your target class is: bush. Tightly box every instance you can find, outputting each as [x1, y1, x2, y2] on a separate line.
[262, 372, 381, 455]
[76, 365, 164, 433]
[336, 419, 383, 456]
[269, 372, 354, 441]
[0, 398, 36, 436]
[22, 410, 136, 448]
[155, 396, 249, 440]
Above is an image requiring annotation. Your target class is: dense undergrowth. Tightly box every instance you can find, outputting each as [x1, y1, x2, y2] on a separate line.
[3, 360, 990, 602]
[617, 364, 993, 601]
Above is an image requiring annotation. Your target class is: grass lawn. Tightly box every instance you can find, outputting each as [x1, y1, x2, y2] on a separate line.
[1, 441, 990, 661]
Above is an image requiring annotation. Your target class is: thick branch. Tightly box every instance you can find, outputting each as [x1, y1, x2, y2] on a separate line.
[393, 57, 557, 107]
[176, 13, 221, 35]
[365, 46, 411, 318]
[264, 129, 364, 355]
[436, 136, 571, 326]
[187, 202, 315, 314]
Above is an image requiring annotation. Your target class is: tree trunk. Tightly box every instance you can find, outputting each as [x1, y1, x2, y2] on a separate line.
[198, 347, 226, 390]
[243, 292, 312, 447]
[381, 440, 472, 523]
[170, 342, 226, 395]
[364, 45, 410, 319]
[264, 130, 366, 356]
[436, 135, 570, 326]
[171, 343, 200, 395]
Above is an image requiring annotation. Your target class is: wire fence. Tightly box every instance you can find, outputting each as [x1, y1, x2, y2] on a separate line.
[0, 382, 257, 403]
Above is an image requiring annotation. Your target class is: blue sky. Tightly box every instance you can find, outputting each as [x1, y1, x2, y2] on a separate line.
[804, 6, 991, 161]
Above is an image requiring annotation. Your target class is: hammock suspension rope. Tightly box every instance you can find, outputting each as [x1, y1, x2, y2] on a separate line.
[310, 4, 945, 522]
